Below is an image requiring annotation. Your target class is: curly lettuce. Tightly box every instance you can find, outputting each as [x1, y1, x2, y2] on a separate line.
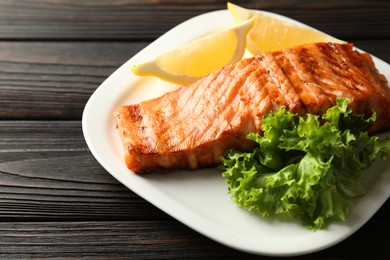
[219, 99, 390, 230]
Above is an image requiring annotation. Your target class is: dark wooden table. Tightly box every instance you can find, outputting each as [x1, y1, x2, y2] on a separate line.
[0, 0, 389, 258]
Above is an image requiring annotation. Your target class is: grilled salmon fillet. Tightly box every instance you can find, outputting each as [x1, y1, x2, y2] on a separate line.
[113, 42, 390, 173]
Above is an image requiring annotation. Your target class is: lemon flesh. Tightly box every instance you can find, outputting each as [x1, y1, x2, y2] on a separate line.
[132, 18, 254, 85]
[228, 2, 345, 54]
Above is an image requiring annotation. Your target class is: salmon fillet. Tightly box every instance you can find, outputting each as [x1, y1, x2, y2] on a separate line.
[113, 42, 390, 173]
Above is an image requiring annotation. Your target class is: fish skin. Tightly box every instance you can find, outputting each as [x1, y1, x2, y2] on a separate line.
[113, 42, 390, 173]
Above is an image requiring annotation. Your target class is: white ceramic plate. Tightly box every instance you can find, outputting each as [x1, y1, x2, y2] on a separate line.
[82, 9, 390, 256]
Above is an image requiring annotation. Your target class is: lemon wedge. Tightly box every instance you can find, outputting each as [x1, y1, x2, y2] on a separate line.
[131, 18, 254, 85]
[228, 2, 345, 54]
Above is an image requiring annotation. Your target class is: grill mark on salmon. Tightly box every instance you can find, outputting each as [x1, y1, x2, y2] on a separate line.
[206, 60, 258, 142]
[265, 52, 304, 112]
[113, 42, 390, 173]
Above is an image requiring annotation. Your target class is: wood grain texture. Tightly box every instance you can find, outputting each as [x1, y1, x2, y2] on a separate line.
[0, 41, 147, 119]
[0, 221, 257, 259]
[0, 121, 169, 221]
[0, 218, 388, 259]
[0, 0, 387, 40]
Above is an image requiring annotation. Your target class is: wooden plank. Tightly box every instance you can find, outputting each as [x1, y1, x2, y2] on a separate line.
[0, 121, 168, 221]
[0, 0, 387, 40]
[0, 41, 147, 119]
[1, 40, 390, 120]
[0, 218, 388, 258]
[0, 221, 256, 259]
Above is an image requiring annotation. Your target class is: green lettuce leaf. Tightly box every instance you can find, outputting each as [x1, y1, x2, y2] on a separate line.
[219, 98, 390, 230]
